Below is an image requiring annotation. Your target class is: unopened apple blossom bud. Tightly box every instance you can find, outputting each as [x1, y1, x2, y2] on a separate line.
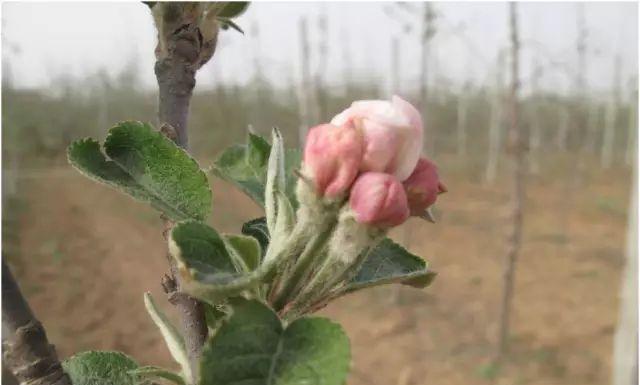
[349, 172, 410, 228]
[331, 95, 423, 181]
[403, 157, 447, 216]
[302, 123, 364, 199]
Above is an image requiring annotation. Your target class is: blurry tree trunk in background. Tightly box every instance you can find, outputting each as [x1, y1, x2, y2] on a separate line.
[97, 76, 109, 139]
[611, 152, 638, 385]
[420, 2, 436, 156]
[314, 12, 328, 120]
[601, 55, 621, 169]
[249, 20, 264, 130]
[341, 26, 353, 98]
[391, 36, 400, 93]
[625, 80, 637, 165]
[555, 104, 570, 151]
[528, 60, 542, 175]
[495, 2, 525, 362]
[585, 101, 600, 154]
[456, 82, 469, 161]
[484, 52, 505, 185]
[298, 17, 314, 147]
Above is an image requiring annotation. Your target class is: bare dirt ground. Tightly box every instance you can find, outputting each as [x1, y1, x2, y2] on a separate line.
[5, 159, 630, 385]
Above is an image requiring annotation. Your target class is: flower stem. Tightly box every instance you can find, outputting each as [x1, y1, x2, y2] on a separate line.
[272, 220, 335, 311]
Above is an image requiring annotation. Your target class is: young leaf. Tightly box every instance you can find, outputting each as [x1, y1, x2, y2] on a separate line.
[273, 191, 294, 240]
[129, 366, 186, 385]
[216, 1, 249, 18]
[211, 132, 301, 209]
[68, 121, 211, 221]
[199, 299, 351, 385]
[265, 128, 286, 233]
[203, 303, 229, 331]
[169, 221, 260, 304]
[62, 351, 138, 385]
[104, 121, 212, 220]
[241, 217, 270, 257]
[342, 238, 436, 293]
[219, 18, 245, 34]
[143, 292, 192, 383]
[223, 233, 261, 272]
[211, 133, 270, 206]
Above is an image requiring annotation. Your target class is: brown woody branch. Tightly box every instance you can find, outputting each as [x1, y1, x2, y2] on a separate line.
[149, 3, 219, 382]
[2, 260, 72, 385]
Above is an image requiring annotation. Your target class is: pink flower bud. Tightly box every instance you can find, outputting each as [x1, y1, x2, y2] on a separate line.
[303, 123, 364, 198]
[331, 95, 424, 181]
[349, 172, 410, 228]
[402, 157, 447, 216]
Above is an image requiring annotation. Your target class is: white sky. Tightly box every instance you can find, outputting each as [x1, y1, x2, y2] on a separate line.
[1, 1, 638, 97]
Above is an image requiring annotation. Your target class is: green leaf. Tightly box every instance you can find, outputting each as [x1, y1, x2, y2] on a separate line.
[129, 366, 186, 385]
[68, 121, 211, 221]
[265, 128, 286, 233]
[223, 233, 261, 272]
[199, 299, 351, 385]
[216, 2, 249, 18]
[241, 217, 269, 258]
[204, 303, 229, 331]
[143, 292, 191, 383]
[343, 238, 436, 293]
[211, 132, 300, 209]
[219, 18, 245, 34]
[170, 221, 259, 303]
[212, 133, 270, 207]
[62, 351, 138, 385]
[170, 221, 237, 278]
[272, 192, 294, 246]
[104, 121, 211, 220]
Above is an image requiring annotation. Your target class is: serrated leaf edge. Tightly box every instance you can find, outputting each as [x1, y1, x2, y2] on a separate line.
[103, 121, 212, 221]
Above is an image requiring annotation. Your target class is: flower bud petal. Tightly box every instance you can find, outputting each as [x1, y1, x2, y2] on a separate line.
[303, 123, 363, 198]
[403, 157, 446, 216]
[330, 95, 424, 181]
[349, 172, 410, 228]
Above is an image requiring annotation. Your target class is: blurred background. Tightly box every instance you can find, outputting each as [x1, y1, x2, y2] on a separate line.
[2, 2, 637, 385]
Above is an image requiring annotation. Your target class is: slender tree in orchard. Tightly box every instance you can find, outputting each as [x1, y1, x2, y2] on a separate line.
[495, 1, 525, 362]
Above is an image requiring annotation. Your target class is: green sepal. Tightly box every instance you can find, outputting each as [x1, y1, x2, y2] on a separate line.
[343, 238, 436, 293]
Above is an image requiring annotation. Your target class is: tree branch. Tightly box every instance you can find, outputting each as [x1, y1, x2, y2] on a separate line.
[149, 3, 219, 382]
[2, 260, 72, 385]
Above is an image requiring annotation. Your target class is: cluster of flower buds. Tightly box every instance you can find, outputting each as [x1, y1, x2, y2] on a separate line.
[273, 96, 446, 316]
[301, 95, 446, 228]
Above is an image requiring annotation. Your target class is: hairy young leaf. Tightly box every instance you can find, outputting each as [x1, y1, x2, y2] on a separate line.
[241, 217, 269, 257]
[219, 18, 245, 34]
[104, 121, 211, 220]
[265, 128, 286, 233]
[343, 238, 436, 293]
[199, 299, 351, 385]
[62, 351, 138, 385]
[129, 366, 186, 385]
[216, 1, 249, 18]
[68, 121, 211, 221]
[211, 132, 300, 209]
[143, 292, 191, 383]
[223, 233, 262, 272]
[212, 133, 270, 206]
[170, 221, 260, 304]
